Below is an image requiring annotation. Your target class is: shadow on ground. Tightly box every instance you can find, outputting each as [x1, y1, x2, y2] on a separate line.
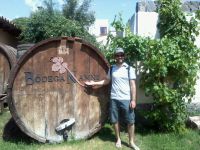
[3, 117, 38, 144]
[92, 122, 131, 148]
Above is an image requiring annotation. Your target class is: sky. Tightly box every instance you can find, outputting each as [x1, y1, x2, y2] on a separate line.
[0, 0, 137, 24]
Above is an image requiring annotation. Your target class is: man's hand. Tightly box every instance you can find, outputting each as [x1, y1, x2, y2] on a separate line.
[85, 80, 95, 86]
[130, 100, 136, 109]
[85, 79, 109, 87]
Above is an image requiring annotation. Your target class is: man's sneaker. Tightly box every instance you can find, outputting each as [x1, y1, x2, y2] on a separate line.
[130, 143, 140, 150]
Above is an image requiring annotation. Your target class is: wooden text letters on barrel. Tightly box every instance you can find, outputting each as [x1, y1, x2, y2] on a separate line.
[8, 37, 109, 143]
[0, 43, 16, 112]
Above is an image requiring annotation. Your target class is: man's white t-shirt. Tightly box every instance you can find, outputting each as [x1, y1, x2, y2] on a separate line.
[107, 62, 136, 101]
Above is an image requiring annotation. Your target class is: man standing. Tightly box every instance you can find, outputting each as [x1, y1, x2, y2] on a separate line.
[85, 48, 140, 150]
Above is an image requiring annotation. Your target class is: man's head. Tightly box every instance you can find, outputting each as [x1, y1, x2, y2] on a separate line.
[114, 47, 125, 65]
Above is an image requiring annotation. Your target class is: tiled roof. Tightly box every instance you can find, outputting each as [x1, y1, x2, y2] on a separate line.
[0, 16, 21, 36]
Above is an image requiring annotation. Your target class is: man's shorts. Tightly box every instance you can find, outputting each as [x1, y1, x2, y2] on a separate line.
[110, 99, 135, 124]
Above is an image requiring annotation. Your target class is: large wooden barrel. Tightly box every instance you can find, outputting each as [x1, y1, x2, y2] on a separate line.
[0, 43, 16, 112]
[7, 37, 110, 143]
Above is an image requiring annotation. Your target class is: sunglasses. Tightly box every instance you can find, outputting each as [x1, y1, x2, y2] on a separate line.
[115, 53, 124, 57]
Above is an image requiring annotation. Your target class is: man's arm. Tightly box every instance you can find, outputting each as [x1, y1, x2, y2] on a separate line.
[85, 77, 110, 87]
[130, 79, 136, 109]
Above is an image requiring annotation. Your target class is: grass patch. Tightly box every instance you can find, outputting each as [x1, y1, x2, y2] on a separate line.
[0, 108, 200, 150]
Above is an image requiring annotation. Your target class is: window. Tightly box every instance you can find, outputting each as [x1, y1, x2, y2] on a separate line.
[100, 27, 107, 36]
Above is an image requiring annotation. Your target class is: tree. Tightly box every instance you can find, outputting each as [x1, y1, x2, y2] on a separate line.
[13, 0, 97, 45]
[43, 0, 55, 15]
[62, 0, 95, 27]
[12, 17, 30, 35]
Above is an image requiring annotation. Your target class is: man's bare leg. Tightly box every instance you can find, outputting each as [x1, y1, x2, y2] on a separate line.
[113, 122, 121, 148]
[128, 124, 140, 150]
[128, 123, 135, 145]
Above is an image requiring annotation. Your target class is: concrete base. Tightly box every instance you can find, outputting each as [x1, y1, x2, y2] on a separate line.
[187, 116, 200, 129]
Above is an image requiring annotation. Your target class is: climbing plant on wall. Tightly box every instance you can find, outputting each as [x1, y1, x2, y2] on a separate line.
[106, 0, 200, 132]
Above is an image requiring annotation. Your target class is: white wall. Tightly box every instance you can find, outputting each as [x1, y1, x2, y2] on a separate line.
[135, 12, 160, 39]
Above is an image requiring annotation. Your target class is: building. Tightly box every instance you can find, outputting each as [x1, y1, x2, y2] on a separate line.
[129, 0, 200, 39]
[0, 16, 21, 48]
[88, 19, 110, 45]
[128, 0, 160, 39]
